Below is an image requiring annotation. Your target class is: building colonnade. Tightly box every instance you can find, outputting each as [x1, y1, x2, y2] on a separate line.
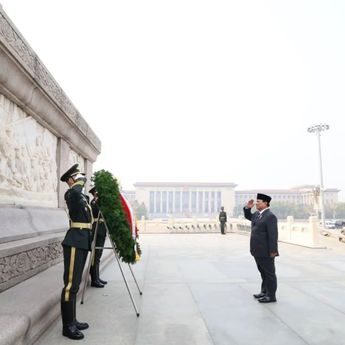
[149, 190, 223, 217]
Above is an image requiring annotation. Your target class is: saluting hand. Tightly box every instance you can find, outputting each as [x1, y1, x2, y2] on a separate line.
[246, 199, 254, 209]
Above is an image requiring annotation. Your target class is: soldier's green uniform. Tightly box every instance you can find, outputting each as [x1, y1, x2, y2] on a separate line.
[89, 186, 108, 287]
[60, 164, 92, 340]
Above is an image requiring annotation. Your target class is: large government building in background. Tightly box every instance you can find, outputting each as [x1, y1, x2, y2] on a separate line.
[235, 186, 339, 206]
[133, 182, 237, 218]
[123, 183, 340, 219]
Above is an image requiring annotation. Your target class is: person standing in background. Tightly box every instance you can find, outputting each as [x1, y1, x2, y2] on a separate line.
[89, 186, 108, 287]
[219, 206, 227, 235]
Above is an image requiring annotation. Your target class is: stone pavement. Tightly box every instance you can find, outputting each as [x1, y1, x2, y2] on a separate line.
[35, 233, 345, 345]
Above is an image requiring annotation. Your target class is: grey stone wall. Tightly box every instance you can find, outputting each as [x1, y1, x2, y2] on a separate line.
[0, 6, 101, 291]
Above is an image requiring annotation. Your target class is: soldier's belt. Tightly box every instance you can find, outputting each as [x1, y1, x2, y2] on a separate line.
[70, 222, 92, 229]
[93, 218, 104, 224]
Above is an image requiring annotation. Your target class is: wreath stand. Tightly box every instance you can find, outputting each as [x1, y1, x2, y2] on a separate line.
[80, 211, 142, 317]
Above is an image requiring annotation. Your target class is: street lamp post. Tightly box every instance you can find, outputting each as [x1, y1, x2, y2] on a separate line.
[307, 123, 329, 228]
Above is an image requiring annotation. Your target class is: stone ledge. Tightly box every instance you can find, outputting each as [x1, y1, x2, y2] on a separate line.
[0, 232, 65, 292]
[0, 206, 68, 244]
[0, 249, 113, 345]
[0, 233, 64, 258]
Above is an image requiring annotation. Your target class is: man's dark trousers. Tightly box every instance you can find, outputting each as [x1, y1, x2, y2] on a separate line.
[220, 222, 226, 234]
[254, 256, 277, 298]
[90, 229, 106, 281]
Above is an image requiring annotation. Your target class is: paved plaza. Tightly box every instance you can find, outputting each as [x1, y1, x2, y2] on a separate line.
[35, 233, 345, 345]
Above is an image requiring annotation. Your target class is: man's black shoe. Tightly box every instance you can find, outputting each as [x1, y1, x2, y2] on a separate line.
[258, 296, 277, 303]
[75, 321, 89, 330]
[91, 280, 104, 288]
[253, 292, 266, 299]
[98, 278, 108, 285]
[63, 324, 84, 340]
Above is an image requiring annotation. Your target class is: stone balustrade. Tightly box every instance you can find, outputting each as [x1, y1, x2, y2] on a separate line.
[137, 218, 223, 234]
[232, 216, 323, 248]
[137, 216, 332, 249]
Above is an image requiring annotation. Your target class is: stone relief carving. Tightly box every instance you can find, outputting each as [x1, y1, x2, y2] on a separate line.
[0, 95, 58, 206]
[0, 11, 100, 148]
[0, 241, 63, 285]
[68, 150, 85, 172]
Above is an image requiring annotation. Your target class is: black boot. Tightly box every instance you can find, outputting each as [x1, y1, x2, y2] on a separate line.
[98, 277, 108, 285]
[96, 263, 107, 285]
[75, 321, 89, 330]
[73, 298, 89, 330]
[61, 301, 84, 340]
[90, 264, 104, 287]
[61, 300, 74, 326]
[91, 280, 104, 288]
[63, 324, 84, 340]
[90, 264, 97, 282]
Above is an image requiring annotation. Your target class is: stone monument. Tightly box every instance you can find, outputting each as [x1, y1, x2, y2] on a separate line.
[0, 6, 101, 292]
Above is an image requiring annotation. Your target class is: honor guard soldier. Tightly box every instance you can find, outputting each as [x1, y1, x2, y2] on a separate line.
[89, 186, 108, 287]
[60, 164, 93, 340]
[219, 206, 227, 235]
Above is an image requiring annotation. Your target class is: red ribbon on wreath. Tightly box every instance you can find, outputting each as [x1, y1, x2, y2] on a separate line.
[119, 192, 139, 239]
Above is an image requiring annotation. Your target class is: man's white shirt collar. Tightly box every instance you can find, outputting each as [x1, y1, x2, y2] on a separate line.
[259, 207, 270, 215]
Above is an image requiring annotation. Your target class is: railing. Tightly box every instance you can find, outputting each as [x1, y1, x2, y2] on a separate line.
[231, 216, 323, 248]
[137, 216, 345, 249]
[229, 216, 345, 249]
[137, 218, 230, 234]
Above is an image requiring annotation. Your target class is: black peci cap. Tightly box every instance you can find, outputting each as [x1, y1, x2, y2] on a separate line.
[60, 164, 80, 182]
[256, 193, 272, 203]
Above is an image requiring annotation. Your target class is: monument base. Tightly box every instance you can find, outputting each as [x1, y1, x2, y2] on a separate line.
[0, 205, 69, 292]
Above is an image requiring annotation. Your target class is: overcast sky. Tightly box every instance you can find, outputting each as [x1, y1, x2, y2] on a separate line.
[2, 1, 345, 199]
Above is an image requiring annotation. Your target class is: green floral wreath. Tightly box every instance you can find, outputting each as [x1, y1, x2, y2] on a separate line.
[93, 170, 136, 264]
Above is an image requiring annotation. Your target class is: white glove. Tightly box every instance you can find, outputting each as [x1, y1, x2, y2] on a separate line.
[74, 173, 87, 184]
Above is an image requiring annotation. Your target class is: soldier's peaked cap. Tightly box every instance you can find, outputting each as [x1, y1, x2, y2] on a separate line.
[89, 186, 96, 194]
[60, 164, 80, 182]
[256, 193, 272, 203]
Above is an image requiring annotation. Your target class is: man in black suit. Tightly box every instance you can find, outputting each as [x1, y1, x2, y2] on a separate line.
[219, 206, 227, 235]
[243, 193, 278, 303]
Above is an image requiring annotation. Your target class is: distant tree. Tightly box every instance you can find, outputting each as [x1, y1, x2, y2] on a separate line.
[316, 203, 345, 219]
[324, 204, 336, 219]
[270, 202, 313, 219]
[233, 204, 245, 217]
[333, 203, 345, 219]
[233, 202, 313, 220]
[132, 200, 147, 220]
